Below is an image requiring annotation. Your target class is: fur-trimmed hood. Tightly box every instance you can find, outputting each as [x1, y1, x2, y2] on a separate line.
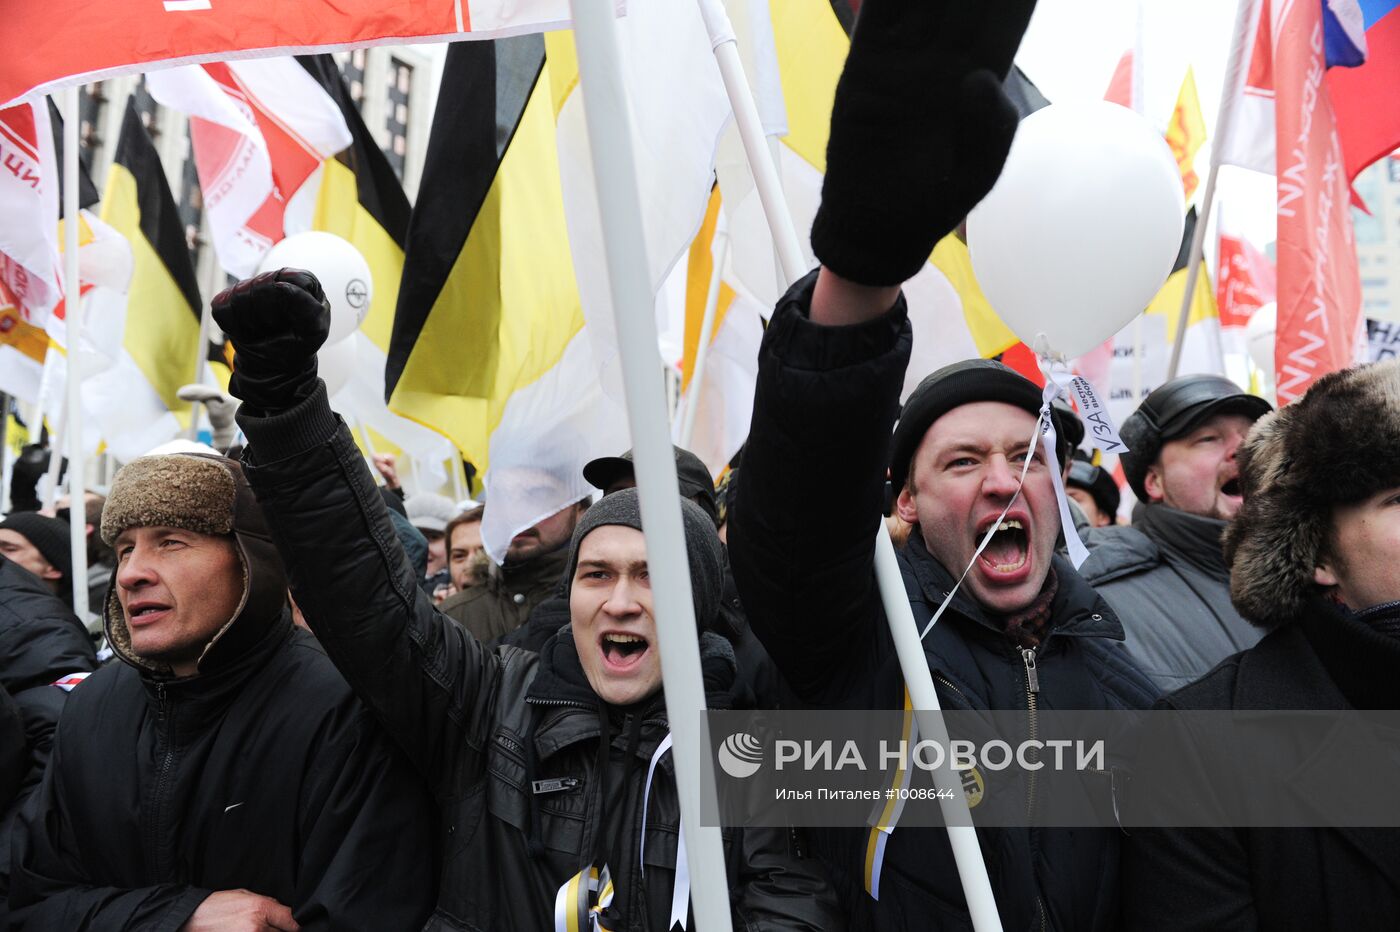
[1224, 360, 1400, 624]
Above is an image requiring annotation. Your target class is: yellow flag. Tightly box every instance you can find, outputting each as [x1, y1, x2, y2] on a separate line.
[1166, 67, 1207, 200]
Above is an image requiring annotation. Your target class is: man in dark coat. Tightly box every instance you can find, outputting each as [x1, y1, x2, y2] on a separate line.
[1123, 359, 1400, 931]
[0, 556, 97, 924]
[1081, 374, 1272, 692]
[726, 0, 1157, 928]
[210, 270, 844, 930]
[8, 453, 436, 931]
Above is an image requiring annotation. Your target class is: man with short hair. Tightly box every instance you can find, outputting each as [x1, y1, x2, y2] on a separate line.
[206, 271, 844, 929]
[444, 505, 486, 591]
[0, 513, 71, 604]
[726, 0, 1156, 925]
[1081, 374, 1273, 691]
[404, 492, 456, 583]
[438, 494, 586, 641]
[1124, 359, 1400, 930]
[8, 453, 436, 931]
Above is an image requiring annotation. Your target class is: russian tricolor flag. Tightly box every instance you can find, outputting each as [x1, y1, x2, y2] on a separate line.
[1328, 0, 1400, 188]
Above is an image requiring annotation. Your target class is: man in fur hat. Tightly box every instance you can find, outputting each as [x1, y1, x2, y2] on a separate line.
[8, 453, 436, 931]
[1123, 359, 1400, 930]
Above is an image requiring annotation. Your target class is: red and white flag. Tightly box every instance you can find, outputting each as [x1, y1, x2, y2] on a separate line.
[147, 59, 354, 277]
[1216, 213, 1276, 333]
[1272, 0, 1364, 403]
[0, 102, 60, 322]
[1217, 0, 1279, 175]
[2, 0, 607, 109]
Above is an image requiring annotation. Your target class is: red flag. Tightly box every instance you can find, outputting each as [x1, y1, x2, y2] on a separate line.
[1216, 231, 1276, 331]
[0, 0, 583, 109]
[1272, 0, 1363, 404]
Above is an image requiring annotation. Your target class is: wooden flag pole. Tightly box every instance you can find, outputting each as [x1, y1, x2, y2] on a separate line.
[695, 0, 1003, 927]
[62, 86, 90, 620]
[568, 1, 734, 928]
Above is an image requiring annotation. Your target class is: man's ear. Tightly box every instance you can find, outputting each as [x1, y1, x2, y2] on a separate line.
[1314, 561, 1340, 589]
[895, 485, 919, 525]
[39, 563, 61, 582]
[1142, 465, 1167, 504]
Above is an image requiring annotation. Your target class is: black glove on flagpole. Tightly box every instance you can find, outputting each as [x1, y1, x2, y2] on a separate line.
[810, 0, 1038, 287]
[211, 269, 332, 415]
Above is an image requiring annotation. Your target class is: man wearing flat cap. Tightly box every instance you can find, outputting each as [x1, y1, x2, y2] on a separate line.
[8, 453, 436, 931]
[1081, 374, 1273, 692]
[725, 0, 1157, 926]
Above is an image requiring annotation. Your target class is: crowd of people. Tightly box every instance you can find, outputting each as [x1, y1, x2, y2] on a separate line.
[3, 1, 1399, 929]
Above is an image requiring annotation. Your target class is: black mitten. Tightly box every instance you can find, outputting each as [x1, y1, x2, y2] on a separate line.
[811, 0, 1038, 287]
[211, 269, 331, 414]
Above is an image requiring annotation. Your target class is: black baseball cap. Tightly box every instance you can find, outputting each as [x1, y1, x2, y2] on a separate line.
[583, 446, 719, 528]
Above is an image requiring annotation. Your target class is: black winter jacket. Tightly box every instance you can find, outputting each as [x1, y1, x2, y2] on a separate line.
[728, 272, 1158, 931]
[0, 557, 97, 921]
[235, 386, 844, 932]
[1123, 598, 1400, 931]
[7, 515, 436, 930]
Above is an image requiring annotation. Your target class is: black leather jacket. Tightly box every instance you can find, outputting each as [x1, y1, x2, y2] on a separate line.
[236, 384, 843, 931]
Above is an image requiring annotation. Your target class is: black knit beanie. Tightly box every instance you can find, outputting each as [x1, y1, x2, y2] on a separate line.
[0, 512, 72, 583]
[564, 488, 723, 632]
[889, 359, 1069, 494]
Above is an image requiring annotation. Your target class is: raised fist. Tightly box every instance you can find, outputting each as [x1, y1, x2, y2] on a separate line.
[810, 0, 1038, 287]
[211, 269, 332, 413]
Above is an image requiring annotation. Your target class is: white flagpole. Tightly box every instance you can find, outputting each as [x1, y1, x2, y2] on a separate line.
[696, 0, 1003, 927]
[679, 230, 729, 449]
[567, 2, 733, 929]
[41, 404, 66, 513]
[62, 86, 90, 620]
[1167, 0, 1259, 380]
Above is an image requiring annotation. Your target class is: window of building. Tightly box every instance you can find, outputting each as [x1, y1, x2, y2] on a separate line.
[342, 49, 368, 111]
[384, 57, 413, 180]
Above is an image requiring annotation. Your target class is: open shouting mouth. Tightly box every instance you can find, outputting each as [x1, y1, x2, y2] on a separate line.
[977, 515, 1031, 578]
[599, 631, 651, 672]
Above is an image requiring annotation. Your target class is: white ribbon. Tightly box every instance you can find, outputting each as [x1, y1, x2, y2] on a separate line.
[553, 733, 687, 932]
[641, 732, 689, 929]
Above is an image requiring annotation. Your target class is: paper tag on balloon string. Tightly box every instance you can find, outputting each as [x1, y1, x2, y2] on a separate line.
[1044, 360, 1130, 455]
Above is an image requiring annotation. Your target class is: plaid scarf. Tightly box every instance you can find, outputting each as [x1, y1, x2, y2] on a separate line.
[998, 567, 1059, 650]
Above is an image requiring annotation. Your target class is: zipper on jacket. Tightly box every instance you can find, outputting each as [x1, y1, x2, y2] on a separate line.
[1020, 649, 1047, 932]
[933, 673, 969, 707]
[145, 682, 178, 880]
[524, 697, 593, 710]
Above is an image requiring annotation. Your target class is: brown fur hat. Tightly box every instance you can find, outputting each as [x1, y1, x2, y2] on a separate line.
[1224, 360, 1400, 624]
[101, 455, 237, 545]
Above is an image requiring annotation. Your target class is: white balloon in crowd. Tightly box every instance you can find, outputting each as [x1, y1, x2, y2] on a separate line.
[318, 332, 360, 398]
[968, 101, 1186, 359]
[258, 232, 373, 346]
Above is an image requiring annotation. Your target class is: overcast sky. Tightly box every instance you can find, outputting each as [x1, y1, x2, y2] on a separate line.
[1016, 0, 1278, 251]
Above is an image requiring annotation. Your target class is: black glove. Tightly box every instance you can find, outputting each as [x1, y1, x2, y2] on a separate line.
[211, 269, 331, 414]
[810, 0, 1038, 287]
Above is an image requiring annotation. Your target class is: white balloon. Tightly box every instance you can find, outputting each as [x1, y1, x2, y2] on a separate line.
[258, 231, 373, 346]
[318, 331, 359, 398]
[968, 101, 1186, 359]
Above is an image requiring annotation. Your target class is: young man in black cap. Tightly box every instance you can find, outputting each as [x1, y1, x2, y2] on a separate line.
[0, 513, 72, 604]
[1067, 453, 1121, 529]
[206, 274, 843, 929]
[726, 0, 1157, 927]
[1080, 374, 1273, 692]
